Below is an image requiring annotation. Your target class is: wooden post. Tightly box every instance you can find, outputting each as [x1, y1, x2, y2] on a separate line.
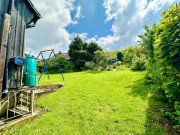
[0, 13, 11, 96]
[30, 89, 34, 114]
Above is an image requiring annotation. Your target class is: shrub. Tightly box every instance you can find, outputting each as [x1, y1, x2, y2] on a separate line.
[84, 61, 95, 70]
[122, 47, 136, 66]
[94, 50, 112, 70]
[37, 55, 74, 74]
[117, 52, 123, 61]
[68, 37, 102, 70]
[131, 55, 147, 71]
[139, 4, 180, 129]
[115, 61, 122, 67]
[106, 65, 114, 71]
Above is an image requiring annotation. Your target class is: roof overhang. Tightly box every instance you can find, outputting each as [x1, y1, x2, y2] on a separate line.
[26, 0, 42, 28]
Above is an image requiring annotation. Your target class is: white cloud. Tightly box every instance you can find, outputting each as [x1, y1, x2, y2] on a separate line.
[87, 35, 120, 51]
[26, 0, 75, 55]
[75, 5, 82, 19]
[93, 0, 178, 50]
[26, 0, 178, 54]
[103, 0, 130, 21]
[71, 5, 83, 25]
[70, 32, 88, 41]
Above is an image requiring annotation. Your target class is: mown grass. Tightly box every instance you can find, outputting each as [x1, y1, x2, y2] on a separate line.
[1, 69, 167, 135]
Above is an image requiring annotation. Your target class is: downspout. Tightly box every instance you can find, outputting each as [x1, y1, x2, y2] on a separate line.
[3, 0, 13, 93]
[8, 0, 13, 14]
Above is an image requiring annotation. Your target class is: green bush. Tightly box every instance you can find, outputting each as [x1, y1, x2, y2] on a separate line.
[122, 47, 136, 66]
[68, 37, 102, 70]
[114, 61, 122, 67]
[139, 4, 180, 129]
[131, 55, 147, 71]
[37, 55, 74, 74]
[117, 52, 123, 61]
[84, 61, 95, 70]
[106, 65, 114, 71]
[94, 50, 112, 70]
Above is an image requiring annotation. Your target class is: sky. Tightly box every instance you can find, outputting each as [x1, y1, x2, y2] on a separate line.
[26, 0, 179, 55]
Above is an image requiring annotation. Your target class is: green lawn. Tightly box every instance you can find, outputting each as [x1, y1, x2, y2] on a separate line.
[2, 70, 167, 135]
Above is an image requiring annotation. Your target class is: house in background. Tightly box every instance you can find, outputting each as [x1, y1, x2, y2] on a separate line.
[55, 51, 70, 60]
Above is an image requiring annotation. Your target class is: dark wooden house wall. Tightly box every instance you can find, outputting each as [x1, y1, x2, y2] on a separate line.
[0, 0, 40, 92]
[0, 0, 9, 35]
[0, 0, 10, 93]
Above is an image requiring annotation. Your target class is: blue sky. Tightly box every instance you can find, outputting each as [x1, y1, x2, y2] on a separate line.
[68, 0, 113, 38]
[26, 0, 179, 54]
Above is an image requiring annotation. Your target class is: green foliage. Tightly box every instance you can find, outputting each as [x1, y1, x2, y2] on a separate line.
[68, 37, 119, 71]
[84, 61, 95, 70]
[69, 37, 84, 53]
[37, 55, 74, 73]
[131, 55, 147, 71]
[117, 51, 123, 61]
[68, 37, 87, 70]
[37, 60, 44, 70]
[107, 51, 119, 59]
[158, 5, 180, 69]
[106, 65, 114, 71]
[140, 3, 180, 129]
[114, 61, 122, 67]
[87, 42, 102, 55]
[68, 37, 102, 70]
[122, 46, 136, 65]
[138, 25, 156, 62]
[122, 46, 147, 69]
[94, 50, 112, 70]
[90, 50, 123, 71]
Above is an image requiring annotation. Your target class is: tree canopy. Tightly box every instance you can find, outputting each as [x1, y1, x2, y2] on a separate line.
[68, 36, 102, 70]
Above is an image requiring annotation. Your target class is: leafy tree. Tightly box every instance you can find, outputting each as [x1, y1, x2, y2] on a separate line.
[94, 50, 112, 70]
[117, 52, 123, 61]
[69, 36, 84, 62]
[83, 42, 88, 50]
[158, 5, 180, 69]
[37, 55, 74, 73]
[122, 47, 136, 65]
[131, 54, 147, 71]
[138, 24, 159, 65]
[68, 37, 102, 70]
[140, 3, 180, 129]
[87, 42, 102, 55]
[156, 4, 180, 110]
[79, 50, 93, 61]
[84, 61, 95, 70]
